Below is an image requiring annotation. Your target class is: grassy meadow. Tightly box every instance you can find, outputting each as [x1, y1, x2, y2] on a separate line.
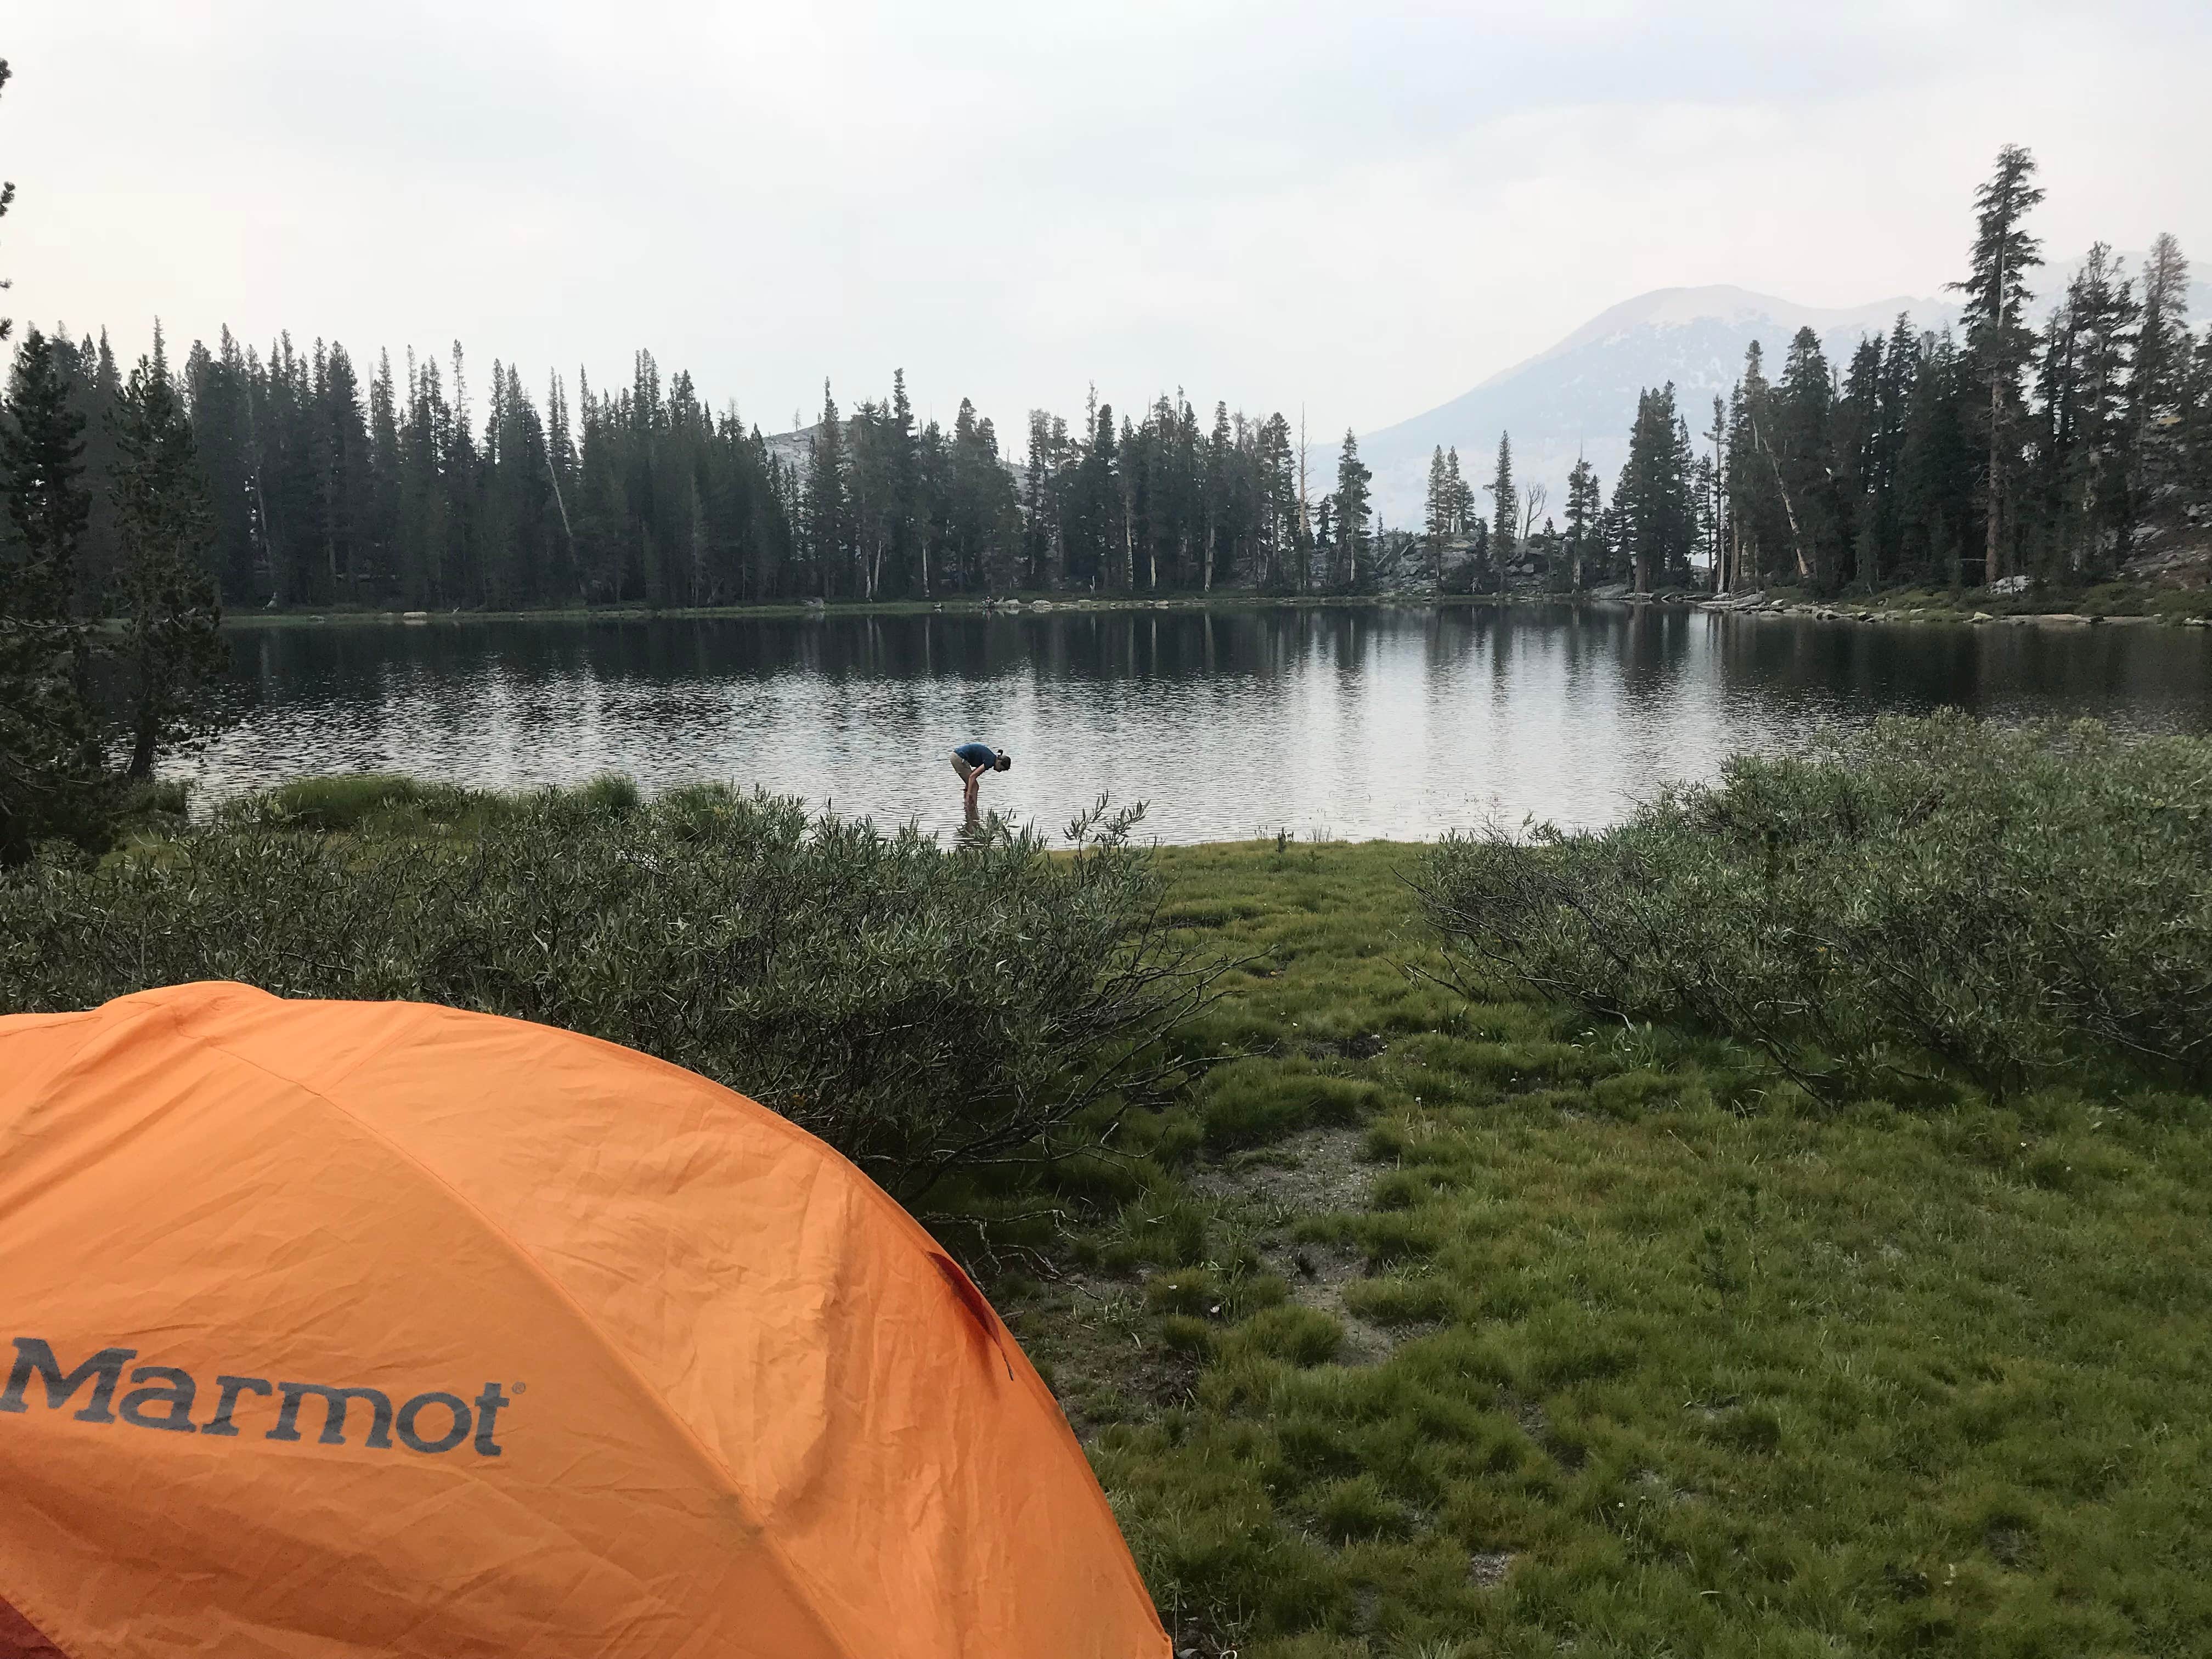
[6, 740, 2210, 1656]
[1015, 839, 2212, 1658]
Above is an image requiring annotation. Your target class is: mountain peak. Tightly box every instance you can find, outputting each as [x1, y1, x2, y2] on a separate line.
[1341, 282, 1959, 525]
[1499, 285, 1941, 388]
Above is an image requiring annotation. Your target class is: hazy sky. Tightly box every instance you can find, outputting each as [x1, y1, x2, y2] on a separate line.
[8, 2, 2209, 439]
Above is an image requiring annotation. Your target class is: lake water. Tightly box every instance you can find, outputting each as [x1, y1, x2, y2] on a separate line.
[183, 605, 2212, 844]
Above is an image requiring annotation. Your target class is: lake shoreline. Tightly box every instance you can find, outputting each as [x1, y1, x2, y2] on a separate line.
[183, 601, 2212, 837]
[220, 585, 2212, 630]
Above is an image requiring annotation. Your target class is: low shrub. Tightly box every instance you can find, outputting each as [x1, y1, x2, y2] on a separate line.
[1414, 713, 2212, 1099]
[232, 772, 477, 832]
[0, 783, 1221, 1203]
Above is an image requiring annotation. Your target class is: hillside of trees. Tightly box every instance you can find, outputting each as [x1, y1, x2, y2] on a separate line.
[13, 144, 2208, 619]
[20, 333, 1384, 612]
[9, 135, 2212, 623]
[1428, 148, 2212, 597]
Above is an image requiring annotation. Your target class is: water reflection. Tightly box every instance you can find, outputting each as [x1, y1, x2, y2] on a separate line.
[188, 606, 2212, 843]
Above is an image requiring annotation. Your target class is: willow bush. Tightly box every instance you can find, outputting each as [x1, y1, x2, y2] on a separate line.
[1414, 713, 2212, 1099]
[0, 781, 1218, 1202]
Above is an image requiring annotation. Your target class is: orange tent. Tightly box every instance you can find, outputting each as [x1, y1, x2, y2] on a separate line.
[0, 983, 1168, 1658]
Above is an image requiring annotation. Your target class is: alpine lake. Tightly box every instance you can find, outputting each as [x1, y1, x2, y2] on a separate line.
[187, 601, 2212, 840]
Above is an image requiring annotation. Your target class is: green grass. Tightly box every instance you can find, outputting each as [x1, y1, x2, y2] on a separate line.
[1002, 840, 2212, 1657]
[26, 777, 2211, 1652]
[1838, 579, 2212, 621]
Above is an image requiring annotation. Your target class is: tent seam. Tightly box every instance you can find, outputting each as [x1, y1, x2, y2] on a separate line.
[0, 1574, 81, 1659]
[521, 1009, 1173, 1645]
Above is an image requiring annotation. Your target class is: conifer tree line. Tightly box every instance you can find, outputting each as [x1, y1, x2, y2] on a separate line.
[37, 140, 2203, 620]
[11, 321, 1445, 612]
[1435, 145, 2212, 597]
[1709, 154, 2210, 594]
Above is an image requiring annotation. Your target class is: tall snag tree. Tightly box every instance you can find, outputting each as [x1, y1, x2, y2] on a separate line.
[109, 334, 234, 780]
[1951, 144, 2044, 585]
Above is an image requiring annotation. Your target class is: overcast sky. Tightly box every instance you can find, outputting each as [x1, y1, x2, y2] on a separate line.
[8, 2, 2209, 441]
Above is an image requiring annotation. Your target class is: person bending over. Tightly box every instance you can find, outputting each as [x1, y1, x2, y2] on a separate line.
[951, 741, 1012, 814]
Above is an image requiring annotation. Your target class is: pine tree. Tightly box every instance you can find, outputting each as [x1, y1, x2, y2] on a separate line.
[2035, 244, 2139, 578]
[2125, 233, 2191, 540]
[1563, 455, 1602, 592]
[185, 329, 262, 602]
[1775, 328, 1839, 586]
[1, 325, 110, 860]
[1334, 429, 1372, 589]
[313, 340, 374, 602]
[368, 350, 404, 589]
[1703, 396, 1731, 591]
[1486, 433, 1515, 590]
[1422, 447, 1451, 592]
[1895, 329, 1974, 583]
[1616, 385, 1695, 593]
[2184, 331, 2212, 510]
[1201, 403, 1229, 594]
[1867, 313, 1921, 584]
[1951, 144, 2045, 584]
[109, 333, 234, 780]
[1446, 448, 1471, 551]
[803, 380, 846, 597]
[1725, 342, 1799, 585]
[887, 368, 918, 595]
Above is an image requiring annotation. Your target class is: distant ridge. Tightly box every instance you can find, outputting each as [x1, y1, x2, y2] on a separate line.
[1336, 284, 1952, 527]
[1342, 254, 2210, 525]
[1508, 284, 1938, 378]
[759, 261, 2209, 530]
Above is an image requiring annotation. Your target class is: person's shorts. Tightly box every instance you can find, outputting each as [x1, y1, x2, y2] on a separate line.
[951, 753, 978, 783]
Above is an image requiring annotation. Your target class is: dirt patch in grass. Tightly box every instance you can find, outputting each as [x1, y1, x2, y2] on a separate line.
[1008, 1272, 1203, 1445]
[1268, 1238, 1396, 1365]
[1185, 1123, 1418, 1364]
[1466, 1549, 1517, 1588]
[1189, 1123, 1375, 1213]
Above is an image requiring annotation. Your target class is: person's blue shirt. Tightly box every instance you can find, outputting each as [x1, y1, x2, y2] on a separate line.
[954, 742, 999, 769]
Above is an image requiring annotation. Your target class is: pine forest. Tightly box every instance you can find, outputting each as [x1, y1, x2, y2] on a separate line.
[9, 144, 2212, 624]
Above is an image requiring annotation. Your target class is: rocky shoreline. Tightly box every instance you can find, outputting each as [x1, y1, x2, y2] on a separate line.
[225, 585, 2212, 629]
[1679, 591, 2192, 628]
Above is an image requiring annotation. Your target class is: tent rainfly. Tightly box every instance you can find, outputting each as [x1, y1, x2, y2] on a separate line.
[0, 983, 1168, 1658]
